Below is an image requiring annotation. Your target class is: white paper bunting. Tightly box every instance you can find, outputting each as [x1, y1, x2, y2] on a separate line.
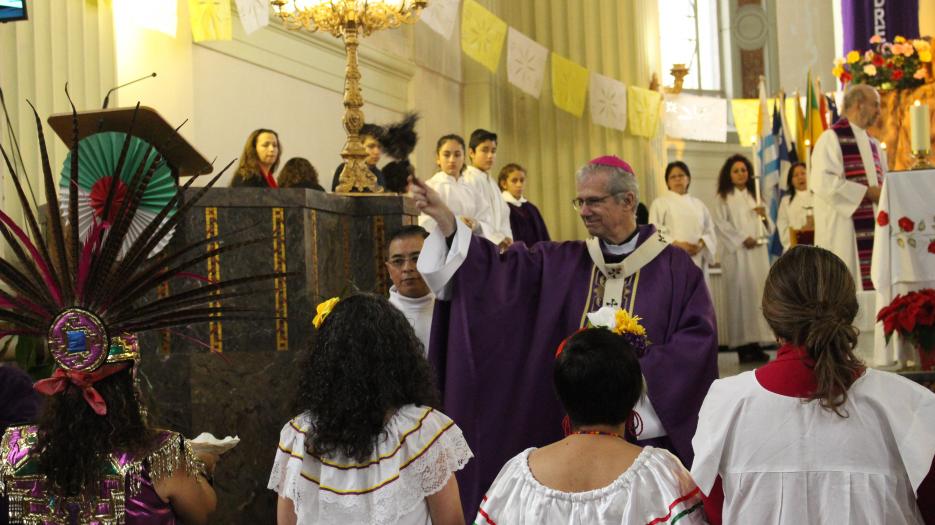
[234, 0, 269, 35]
[589, 72, 628, 131]
[420, 0, 459, 40]
[663, 93, 728, 143]
[506, 28, 548, 98]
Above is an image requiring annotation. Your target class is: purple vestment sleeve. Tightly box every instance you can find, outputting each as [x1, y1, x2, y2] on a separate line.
[632, 247, 719, 466]
[428, 225, 719, 520]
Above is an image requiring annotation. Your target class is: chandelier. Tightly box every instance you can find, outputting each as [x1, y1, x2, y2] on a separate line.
[272, 0, 427, 193]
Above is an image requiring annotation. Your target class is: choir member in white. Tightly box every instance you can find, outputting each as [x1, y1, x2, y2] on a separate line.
[462, 128, 514, 250]
[775, 162, 814, 252]
[386, 226, 435, 353]
[713, 154, 774, 363]
[420, 134, 490, 235]
[691, 246, 935, 524]
[649, 161, 717, 280]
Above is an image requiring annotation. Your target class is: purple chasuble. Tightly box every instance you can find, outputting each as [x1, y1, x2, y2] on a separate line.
[831, 117, 883, 291]
[428, 224, 719, 517]
[507, 201, 551, 246]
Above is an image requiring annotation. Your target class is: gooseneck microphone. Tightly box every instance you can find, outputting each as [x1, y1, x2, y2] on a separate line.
[101, 72, 157, 109]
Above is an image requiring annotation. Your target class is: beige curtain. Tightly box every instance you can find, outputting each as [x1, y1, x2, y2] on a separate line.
[462, 0, 663, 240]
[0, 0, 115, 228]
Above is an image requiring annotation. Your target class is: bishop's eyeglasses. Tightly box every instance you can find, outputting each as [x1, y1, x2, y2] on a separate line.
[571, 192, 623, 210]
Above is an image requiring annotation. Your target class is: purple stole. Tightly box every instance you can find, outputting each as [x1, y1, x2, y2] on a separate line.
[831, 118, 883, 291]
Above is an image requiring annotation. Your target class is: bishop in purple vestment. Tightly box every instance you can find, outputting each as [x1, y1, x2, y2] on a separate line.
[411, 156, 719, 517]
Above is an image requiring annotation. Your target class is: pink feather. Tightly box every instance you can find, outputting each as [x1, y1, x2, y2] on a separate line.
[0, 209, 62, 305]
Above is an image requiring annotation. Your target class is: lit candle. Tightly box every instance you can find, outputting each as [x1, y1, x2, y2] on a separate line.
[911, 100, 931, 152]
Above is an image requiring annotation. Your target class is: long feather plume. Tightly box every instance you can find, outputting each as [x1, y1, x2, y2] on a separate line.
[65, 84, 80, 283]
[26, 101, 70, 303]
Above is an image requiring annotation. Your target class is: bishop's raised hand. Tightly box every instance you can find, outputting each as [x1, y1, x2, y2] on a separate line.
[407, 175, 457, 236]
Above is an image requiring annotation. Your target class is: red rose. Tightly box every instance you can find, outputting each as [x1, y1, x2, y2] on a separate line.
[841, 71, 853, 83]
[898, 217, 915, 232]
[877, 211, 889, 226]
[892, 69, 904, 80]
[872, 54, 885, 66]
[929, 240, 935, 254]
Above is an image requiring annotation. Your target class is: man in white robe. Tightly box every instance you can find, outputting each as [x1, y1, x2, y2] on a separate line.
[810, 84, 887, 362]
[810, 84, 886, 291]
[462, 128, 513, 250]
[386, 226, 435, 353]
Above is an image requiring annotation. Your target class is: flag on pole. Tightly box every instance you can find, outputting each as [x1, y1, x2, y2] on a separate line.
[756, 78, 779, 200]
[804, 71, 825, 153]
[794, 90, 806, 161]
[825, 93, 840, 125]
[768, 100, 793, 258]
[779, 92, 799, 163]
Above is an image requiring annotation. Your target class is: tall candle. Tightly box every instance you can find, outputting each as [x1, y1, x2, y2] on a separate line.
[911, 100, 931, 152]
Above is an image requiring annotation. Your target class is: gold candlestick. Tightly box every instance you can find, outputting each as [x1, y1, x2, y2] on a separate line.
[272, 0, 427, 193]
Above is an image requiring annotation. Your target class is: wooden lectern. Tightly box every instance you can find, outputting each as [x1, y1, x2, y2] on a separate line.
[46, 106, 213, 180]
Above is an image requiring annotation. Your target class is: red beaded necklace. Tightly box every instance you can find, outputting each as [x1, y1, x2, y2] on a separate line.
[571, 430, 627, 441]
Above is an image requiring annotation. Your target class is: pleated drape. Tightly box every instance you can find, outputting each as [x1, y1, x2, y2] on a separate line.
[0, 0, 115, 228]
[462, 0, 665, 241]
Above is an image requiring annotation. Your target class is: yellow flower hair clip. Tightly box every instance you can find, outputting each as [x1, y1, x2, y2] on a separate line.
[613, 309, 647, 337]
[313, 297, 340, 329]
[586, 306, 650, 355]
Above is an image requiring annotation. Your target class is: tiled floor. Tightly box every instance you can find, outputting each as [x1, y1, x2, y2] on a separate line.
[717, 349, 778, 378]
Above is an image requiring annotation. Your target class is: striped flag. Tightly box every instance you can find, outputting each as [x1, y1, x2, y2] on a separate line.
[768, 101, 792, 259]
[757, 77, 780, 205]
[804, 71, 825, 149]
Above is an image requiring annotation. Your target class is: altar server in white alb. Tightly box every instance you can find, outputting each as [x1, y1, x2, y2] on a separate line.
[421, 134, 491, 235]
[809, 84, 886, 291]
[462, 128, 514, 250]
[649, 161, 717, 280]
[691, 246, 935, 524]
[386, 225, 435, 353]
[776, 162, 814, 252]
[712, 154, 774, 363]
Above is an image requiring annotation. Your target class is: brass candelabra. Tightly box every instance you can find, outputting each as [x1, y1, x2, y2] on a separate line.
[271, 0, 427, 193]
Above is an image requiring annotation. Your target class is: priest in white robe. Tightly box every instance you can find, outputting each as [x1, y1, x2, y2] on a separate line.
[385, 225, 435, 352]
[809, 84, 886, 292]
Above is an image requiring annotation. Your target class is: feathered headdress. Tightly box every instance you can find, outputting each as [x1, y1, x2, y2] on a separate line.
[379, 113, 419, 193]
[0, 88, 282, 413]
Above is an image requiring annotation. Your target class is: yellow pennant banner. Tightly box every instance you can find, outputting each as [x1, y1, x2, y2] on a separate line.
[190, 0, 233, 42]
[627, 86, 661, 138]
[551, 52, 589, 117]
[730, 99, 760, 146]
[461, 0, 507, 73]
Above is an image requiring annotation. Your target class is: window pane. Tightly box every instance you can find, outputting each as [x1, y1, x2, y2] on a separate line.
[658, 0, 721, 91]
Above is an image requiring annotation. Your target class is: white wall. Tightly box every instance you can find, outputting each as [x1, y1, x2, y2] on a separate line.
[191, 46, 401, 187]
[775, 0, 838, 94]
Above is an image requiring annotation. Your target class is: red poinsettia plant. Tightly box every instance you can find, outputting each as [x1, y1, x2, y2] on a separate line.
[877, 289, 935, 353]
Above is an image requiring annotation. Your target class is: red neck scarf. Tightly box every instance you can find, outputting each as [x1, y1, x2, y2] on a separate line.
[261, 167, 278, 188]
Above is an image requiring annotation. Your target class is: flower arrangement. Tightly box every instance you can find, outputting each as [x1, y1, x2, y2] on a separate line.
[833, 35, 931, 90]
[876, 289, 935, 368]
[312, 297, 340, 329]
[586, 306, 650, 355]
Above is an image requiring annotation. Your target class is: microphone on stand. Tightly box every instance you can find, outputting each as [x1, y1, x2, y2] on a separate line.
[101, 72, 157, 109]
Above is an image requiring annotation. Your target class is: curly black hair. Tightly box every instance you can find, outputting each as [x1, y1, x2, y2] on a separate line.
[35, 366, 156, 496]
[716, 153, 756, 200]
[296, 293, 440, 462]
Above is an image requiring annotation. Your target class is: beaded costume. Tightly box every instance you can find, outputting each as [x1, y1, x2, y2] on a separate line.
[0, 90, 279, 524]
